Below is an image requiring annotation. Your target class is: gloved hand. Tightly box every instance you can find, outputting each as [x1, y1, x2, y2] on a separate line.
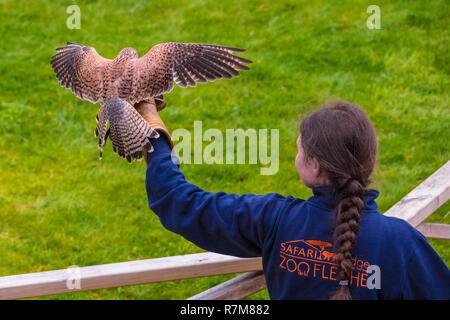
[134, 98, 173, 159]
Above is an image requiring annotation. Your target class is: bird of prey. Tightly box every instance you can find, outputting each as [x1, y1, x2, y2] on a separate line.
[50, 42, 251, 162]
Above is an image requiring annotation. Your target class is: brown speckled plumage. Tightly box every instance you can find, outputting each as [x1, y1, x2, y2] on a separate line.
[50, 41, 251, 162]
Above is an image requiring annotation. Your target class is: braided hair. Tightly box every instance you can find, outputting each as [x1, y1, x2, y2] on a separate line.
[300, 101, 377, 300]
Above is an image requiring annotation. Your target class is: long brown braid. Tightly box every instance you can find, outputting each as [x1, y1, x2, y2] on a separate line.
[300, 101, 377, 300]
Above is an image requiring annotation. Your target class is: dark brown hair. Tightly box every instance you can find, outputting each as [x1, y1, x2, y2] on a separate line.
[300, 101, 377, 300]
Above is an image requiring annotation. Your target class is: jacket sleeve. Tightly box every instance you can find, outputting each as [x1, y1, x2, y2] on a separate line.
[145, 135, 287, 257]
[402, 231, 450, 299]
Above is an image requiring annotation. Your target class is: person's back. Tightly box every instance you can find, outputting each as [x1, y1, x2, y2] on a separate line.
[140, 99, 450, 299]
[261, 187, 449, 299]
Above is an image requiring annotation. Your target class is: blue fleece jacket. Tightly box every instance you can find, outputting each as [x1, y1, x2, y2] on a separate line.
[145, 135, 450, 300]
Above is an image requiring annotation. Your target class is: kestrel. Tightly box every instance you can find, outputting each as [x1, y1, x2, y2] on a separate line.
[50, 42, 251, 162]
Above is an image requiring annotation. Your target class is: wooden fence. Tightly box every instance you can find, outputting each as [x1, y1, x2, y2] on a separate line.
[0, 160, 449, 300]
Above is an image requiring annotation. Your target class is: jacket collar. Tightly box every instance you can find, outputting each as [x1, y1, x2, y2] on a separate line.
[307, 185, 379, 212]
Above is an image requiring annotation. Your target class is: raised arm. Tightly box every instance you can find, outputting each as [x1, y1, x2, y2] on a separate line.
[137, 100, 287, 257]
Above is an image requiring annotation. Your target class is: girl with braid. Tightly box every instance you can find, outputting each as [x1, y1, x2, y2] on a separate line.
[138, 99, 450, 299]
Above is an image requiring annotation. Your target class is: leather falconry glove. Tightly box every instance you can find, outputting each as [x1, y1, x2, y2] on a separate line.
[134, 99, 173, 161]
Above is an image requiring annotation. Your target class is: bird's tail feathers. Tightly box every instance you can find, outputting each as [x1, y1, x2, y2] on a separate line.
[95, 97, 159, 162]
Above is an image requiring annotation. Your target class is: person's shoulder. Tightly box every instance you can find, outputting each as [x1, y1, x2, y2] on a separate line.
[254, 193, 305, 206]
[369, 212, 426, 250]
[252, 193, 306, 218]
[235, 193, 303, 217]
[283, 194, 307, 204]
[381, 214, 418, 233]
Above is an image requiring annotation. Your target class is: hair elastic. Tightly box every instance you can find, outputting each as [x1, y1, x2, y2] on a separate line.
[339, 280, 349, 286]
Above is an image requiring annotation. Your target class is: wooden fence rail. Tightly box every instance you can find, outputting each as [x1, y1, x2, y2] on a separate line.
[417, 223, 450, 239]
[188, 271, 266, 300]
[0, 161, 448, 300]
[0, 253, 261, 300]
[384, 160, 450, 227]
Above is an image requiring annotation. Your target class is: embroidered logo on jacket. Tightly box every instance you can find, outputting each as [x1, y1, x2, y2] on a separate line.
[279, 239, 372, 288]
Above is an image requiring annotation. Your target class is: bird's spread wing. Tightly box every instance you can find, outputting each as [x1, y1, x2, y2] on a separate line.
[51, 42, 112, 103]
[134, 42, 252, 100]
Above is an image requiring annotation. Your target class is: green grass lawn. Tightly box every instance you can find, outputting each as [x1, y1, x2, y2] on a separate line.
[0, 0, 448, 299]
